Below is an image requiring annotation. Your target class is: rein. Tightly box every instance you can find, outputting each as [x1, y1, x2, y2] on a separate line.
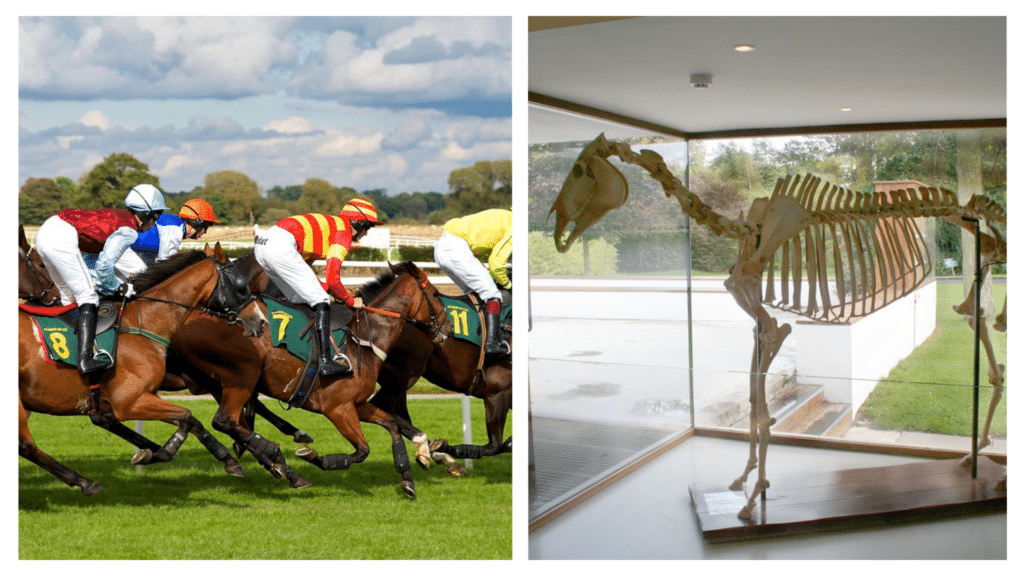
[19, 246, 60, 306]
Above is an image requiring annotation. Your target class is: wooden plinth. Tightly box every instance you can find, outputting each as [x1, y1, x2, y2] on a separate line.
[689, 457, 1006, 542]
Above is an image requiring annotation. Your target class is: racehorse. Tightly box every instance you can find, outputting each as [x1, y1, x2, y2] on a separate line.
[233, 252, 512, 463]
[166, 259, 452, 497]
[372, 295, 512, 460]
[19, 225, 61, 306]
[19, 246, 266, 494]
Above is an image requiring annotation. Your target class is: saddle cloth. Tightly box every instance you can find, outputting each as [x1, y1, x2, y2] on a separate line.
[21, 301, 120, 367]
[440, 293, 512, 347]
[264, 297, 351, 364]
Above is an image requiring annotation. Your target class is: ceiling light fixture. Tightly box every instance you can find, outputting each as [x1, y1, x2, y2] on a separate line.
[734, 44, 755, 52]
[840, 107, 852, 112]
[690, 73, 713, 89]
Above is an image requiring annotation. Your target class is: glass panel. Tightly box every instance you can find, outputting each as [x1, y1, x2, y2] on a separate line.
[689, 129, 1007, 465]
[528, 130, 694, 521]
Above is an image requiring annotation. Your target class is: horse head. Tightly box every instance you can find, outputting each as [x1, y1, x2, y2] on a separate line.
[204, 242, 268, 337]
[360, 262, 451, 344]
[19, 225, 62, 306]
[548, 133, 629, 253]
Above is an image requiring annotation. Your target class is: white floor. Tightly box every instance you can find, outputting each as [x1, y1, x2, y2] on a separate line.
[528, 435, 1008, 560]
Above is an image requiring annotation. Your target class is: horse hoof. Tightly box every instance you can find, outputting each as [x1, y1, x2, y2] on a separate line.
[728, 479, 744, 491]
[290, 475, 312, 489]
[429, 438, 450, 453]
[293, 430, 314, 444]
[224, 460, 246, 477]
[80, 481, 103, 496]
[447, 463, 468, 477]
[131, 449, 153, 465]
[295, 446, 317, 460]
[398, 481, 416, 499]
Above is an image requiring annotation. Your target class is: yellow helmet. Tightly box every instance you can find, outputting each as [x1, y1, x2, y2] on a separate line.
[339, 198, 382, 224]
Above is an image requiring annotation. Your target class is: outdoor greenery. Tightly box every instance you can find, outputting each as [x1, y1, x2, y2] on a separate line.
[19, 156, 512, 227]
[19, 396, 511, 560]
[857, 282, 1007, 437]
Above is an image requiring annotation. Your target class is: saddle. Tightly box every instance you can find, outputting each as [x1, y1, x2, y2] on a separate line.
[21, 300, 121, 368]
[263, 296, 354, 409]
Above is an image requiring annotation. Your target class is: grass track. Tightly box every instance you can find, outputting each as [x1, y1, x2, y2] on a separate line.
[19, 397, 511, 560]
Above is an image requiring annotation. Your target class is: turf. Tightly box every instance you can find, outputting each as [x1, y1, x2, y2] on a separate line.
[19, 396, 511, 560]
[858, 282, 1007, 436]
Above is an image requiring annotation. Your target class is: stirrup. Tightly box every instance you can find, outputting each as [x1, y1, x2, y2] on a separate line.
[319, 352, 352, 376]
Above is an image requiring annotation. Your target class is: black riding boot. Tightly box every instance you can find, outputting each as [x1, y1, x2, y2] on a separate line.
[483, 303, 510, 357]
[77, 303, 109, 374]
[314, 303, 351, 376]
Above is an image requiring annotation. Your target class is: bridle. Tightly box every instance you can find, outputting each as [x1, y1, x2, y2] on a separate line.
[360, 267, 450, 344]
[19, 245, 61, 306]
[123, 258, 256, 325]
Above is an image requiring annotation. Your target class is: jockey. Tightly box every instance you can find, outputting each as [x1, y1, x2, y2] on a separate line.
[34, 184, 167, 374]
[253, 197, 383, 376]
[87, 197, 220, 279]
[433, 208, 512, 357]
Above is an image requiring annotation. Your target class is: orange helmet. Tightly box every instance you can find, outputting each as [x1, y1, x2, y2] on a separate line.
[339, 198, 382, 224]
[179, 198, 221, 225]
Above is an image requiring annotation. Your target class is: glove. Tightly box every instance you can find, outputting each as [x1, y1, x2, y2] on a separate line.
[116, 282, 136, 298]
[348, 297, 363, 309]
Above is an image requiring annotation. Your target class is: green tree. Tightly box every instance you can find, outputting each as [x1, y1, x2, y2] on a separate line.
[438, 159, 512, 221]
[19, 177, 75, 225]
[76, 152, 160, 208]
[297, 178, 343, 215]
[201, 170, 261, 225]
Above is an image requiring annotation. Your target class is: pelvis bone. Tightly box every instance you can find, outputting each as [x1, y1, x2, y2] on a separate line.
[549, 134, 629, 252]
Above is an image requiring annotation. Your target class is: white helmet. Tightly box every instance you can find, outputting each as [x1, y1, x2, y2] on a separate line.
[124, 184, 168, 213]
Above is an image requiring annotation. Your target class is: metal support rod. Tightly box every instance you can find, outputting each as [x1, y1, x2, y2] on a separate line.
[965, 216, 981, 480]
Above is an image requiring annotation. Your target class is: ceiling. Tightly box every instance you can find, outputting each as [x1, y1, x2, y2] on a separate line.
[528, 16, 1006, 144]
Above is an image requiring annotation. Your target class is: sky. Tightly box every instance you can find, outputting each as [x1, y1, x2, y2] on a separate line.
[18, 16, 512, 196]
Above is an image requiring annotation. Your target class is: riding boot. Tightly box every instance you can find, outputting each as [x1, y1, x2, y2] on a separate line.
[314, 303, 351, 376]
[77, 303, 110, 374]
[483, 300, 510, 357]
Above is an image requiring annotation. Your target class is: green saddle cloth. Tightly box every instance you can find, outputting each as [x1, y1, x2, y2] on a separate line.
[32, 314, 118, 368]
[264, 298, 348, 363]
[440, 295, 512, 347]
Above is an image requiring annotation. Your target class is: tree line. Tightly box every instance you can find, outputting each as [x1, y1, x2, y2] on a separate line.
[529, 130, 1006, 275]
[19, 153, 512, 227]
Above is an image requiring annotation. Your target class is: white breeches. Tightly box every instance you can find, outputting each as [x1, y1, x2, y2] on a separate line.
[34, 216, 98, 306]
[254, 225, 329, 306]
[434, 231, 500, 302]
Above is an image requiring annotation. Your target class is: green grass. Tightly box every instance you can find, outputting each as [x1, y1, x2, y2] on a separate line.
[858, 282, 1007, 436]
[19, 397, 511, 560]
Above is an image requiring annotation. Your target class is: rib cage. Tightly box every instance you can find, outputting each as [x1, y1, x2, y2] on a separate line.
[761, 174, 934, 323]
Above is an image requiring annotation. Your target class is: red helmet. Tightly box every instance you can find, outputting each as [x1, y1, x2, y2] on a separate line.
[339, 198, 382, 224]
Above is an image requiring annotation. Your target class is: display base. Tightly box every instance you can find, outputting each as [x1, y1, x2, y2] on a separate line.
[689, 456, 1006, 542]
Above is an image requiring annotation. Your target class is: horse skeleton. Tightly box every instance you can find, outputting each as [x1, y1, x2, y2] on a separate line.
[550, 133, 1007, 520]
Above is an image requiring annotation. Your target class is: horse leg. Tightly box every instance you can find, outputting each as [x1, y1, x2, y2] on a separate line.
[211, 389, 310, 488]
[433, 389, 511, 460]
[294, 403, 370, 473]
[20, 402, 102, 495]
[253, 398, 315, 444]
[356, 402, 417, 498]
[188, 418, 246, 477]
[958, 310, 1007, 470]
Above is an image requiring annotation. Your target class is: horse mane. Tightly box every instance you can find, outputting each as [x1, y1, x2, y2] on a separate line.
[131, 250, 207, 292]
[356, 261, 421, 302]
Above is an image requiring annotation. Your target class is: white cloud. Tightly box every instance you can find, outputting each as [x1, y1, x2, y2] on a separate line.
[313, 132, 383, 158]
[80, 109, 110, 129]
[264, 116, 313, 134]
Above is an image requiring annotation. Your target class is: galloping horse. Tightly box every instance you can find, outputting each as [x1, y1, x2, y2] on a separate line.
[19, 246, 266, 494]
[234, 252, 513, 462]
[166, 260, 452, 497]
[19, 225, 61, 306]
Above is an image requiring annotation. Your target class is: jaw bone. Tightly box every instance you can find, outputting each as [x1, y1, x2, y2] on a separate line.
[549, 134, 629, 252]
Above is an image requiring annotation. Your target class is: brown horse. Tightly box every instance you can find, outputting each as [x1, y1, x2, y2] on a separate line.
[372, 296, 512, 460]
[232, 252, 512, 462]
[19, 246, 266, 494]
[167, 260, 452, 497]
[19, 225, 61, 306]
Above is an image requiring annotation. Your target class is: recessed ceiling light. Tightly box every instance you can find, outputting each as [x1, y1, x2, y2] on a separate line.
[840, 107, 853, 112]
[734, 44, 755, 52]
